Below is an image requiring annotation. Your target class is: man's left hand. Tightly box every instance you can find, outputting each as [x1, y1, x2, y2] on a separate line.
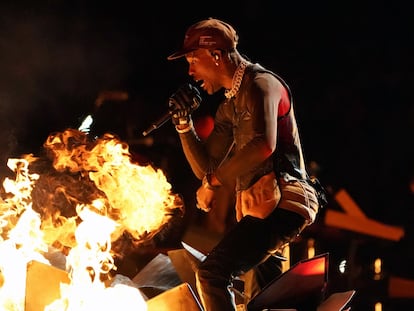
[196, 185, 215, 212]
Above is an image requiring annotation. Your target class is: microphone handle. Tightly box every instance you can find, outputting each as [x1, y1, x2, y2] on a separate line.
[142, 93, 201, 137]
[142, 110, 174, 137]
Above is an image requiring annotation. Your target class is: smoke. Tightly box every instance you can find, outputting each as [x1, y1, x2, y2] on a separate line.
[0, 4, 133, 170]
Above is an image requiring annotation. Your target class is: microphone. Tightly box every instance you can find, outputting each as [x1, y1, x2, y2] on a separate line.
[142, 109, 174, 137]
[142, 91, 201, 137]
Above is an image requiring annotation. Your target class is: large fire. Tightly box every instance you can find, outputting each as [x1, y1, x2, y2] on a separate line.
[0, 128, 184, 310]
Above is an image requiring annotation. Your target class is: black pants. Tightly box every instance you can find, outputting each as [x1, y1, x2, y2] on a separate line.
[195, 208, 306, 311]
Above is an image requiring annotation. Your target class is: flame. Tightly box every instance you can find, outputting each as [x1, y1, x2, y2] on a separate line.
[0, 128, 184, 309]
[45, 205, 147, 310]
[0, 158, 51, 310]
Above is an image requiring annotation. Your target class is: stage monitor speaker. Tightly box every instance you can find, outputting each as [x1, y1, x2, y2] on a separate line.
[167, 248, 199, 295]
[316, 290, 355, 311]
[146, 283, 203, 311]
[131, 253, 182, 299]
[247, 253, 329, 311]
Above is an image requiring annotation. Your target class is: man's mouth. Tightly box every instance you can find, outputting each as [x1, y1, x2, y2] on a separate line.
[195, 79, 205, 90]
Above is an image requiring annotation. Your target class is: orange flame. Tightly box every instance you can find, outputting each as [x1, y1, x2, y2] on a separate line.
[45, 129, 182, 241]
[0, 128, 184, 309]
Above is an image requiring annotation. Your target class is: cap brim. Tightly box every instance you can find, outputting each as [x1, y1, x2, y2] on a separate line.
[167, 48, 196, 60]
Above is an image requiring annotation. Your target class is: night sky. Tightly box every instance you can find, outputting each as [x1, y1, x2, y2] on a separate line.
[0, 1, 413, 229]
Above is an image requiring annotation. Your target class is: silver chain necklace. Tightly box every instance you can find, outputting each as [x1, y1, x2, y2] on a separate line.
[224, 60, 249, 99]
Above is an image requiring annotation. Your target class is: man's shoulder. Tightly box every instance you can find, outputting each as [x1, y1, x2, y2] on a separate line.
[250, 62, 275, 74]
[247, 63, 293, 101]
[248, 63, 283, 82]
[248, 65, 284, 89]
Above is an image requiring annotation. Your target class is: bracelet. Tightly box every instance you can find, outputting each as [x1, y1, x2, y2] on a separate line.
[202, 173, 220, 190]
[175, 120, 193, 134]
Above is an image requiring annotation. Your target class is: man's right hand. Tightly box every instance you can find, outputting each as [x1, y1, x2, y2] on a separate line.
[169, 83, 201, 126]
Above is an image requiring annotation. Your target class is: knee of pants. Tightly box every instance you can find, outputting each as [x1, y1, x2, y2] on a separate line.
[196, 262, 231, 285]
[196, 264, 218, 281]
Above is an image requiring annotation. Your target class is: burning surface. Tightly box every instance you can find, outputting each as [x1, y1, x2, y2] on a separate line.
[0, 128, 185, 309]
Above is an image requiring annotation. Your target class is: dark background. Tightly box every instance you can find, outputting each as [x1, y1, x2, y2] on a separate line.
[0, 0, 413, 307]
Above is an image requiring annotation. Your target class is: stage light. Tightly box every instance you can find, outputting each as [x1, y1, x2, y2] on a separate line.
[307, 238, 315, 259]
[338, 259, 347, 274]
[373, 258, 383, 281]
[374, 301, 382, 311]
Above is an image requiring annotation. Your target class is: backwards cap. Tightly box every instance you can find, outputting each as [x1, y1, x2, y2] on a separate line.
[167, 18, 238, 60]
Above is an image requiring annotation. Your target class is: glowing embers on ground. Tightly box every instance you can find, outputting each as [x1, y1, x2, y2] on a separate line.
[0, 128, 184, 310]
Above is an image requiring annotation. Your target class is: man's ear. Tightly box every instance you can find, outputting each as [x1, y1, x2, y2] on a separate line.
[210, 50, 222, 60]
